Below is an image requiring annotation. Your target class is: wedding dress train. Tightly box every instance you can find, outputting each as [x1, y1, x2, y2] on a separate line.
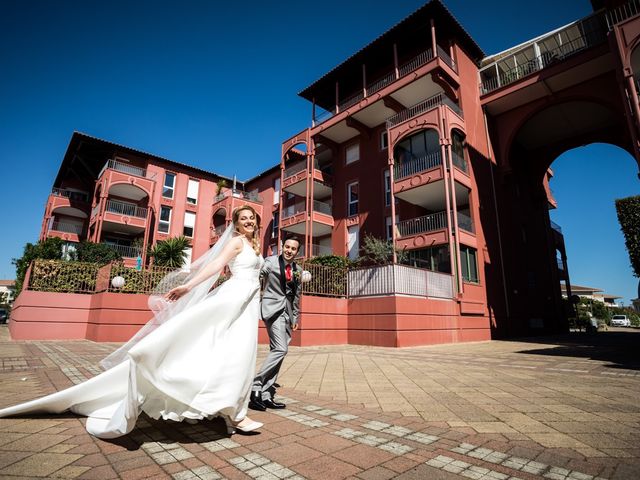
[0, 241, 263, 439]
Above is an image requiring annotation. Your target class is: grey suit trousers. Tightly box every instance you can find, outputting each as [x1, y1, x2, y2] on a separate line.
[252, 310, 291, 401]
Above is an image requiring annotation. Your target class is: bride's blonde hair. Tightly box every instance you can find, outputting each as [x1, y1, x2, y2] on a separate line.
[233, 205, 261, 255]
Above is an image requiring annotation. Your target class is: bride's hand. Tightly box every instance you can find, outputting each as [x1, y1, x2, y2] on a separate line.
[166, 285, 190, 302]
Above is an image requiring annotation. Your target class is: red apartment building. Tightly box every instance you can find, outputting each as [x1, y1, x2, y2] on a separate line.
[12, 0, 640, 345]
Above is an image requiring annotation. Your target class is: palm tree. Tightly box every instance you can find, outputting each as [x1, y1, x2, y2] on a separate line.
[148, 236, 192, 268]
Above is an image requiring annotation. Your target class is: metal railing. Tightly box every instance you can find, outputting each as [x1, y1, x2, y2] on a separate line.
[100, 159, 147, 178]
[282, 202, 306, 219]
[313, 200, 332, 216]
[367, 71, 396, 95]
[606, 0, 640, 29]
[394, 151, 442, 180]
[386, 93, 462, 128]
[457, 212, 474, 234]
[212, 225, 226, 237]
[348, 264, 454, 298]
[397, 211, 448, 237]
[398, 48, 434, 77]
[214, 188, 261, 204]
[103, 243, 141, 258]
[480, 14, 606, 94]
[300, 263, 347, 297]
[51, 188, 89, 203]
[436, 45, 457, 72]
[107, 264, 177, 294]
[338, 91, 364, 112]
[106, 199, 148, 218]
[50, 221, 83, 235]
[451, 151, 468, 173]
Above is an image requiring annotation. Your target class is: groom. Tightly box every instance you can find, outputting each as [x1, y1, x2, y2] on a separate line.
[250, 234, 301, 411]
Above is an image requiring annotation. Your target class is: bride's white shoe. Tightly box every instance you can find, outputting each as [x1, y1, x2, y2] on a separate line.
[224, 417, 263, 434]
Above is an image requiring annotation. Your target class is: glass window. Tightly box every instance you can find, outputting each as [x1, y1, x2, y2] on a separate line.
[402, 245, 451, 273]
[384, 170, 391, 206]
[347, 225, 359, 260]
[273, 178, 280, 205]
[163, 172, 176, 199]
[460, 245, 479, 283]
[347, 182, 359, 217]
[380, 131, 388, 150]
[393, 129, 439, 164]
[186, 179, 199, 205]
[346, 143, 360, 165]
[158, 206, 171, 233]
[272, 211, 279, 239]
[183, 211, 196, 238]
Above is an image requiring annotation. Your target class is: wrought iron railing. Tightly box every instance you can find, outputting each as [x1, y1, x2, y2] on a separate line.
[106, 199, 148, 218]
[480, 13, 607, 94]
[606, 0, 640, 29]
[397, 211, 448, 237]
[28, 260, 101, 294]
[394, 151, 442, 180]
[367, 71, 396, 95]
[556, 258, 565, 271]
[100, 159, 147, 178]
[398, 48, 434, 77]
[436, 45, 457, 72]
[300, 263, 347, 297]
[50, 221, 83, 235]
[51, 188, 89, 203]
[103, 243, 141, 258]
[386, 93, 462, 128]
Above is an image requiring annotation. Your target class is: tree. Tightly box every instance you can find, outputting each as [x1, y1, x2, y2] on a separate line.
[357, 234, 408, 266]
[12, 237, 65, 295]
[73, 242, 122, 264]
[615, 195, 640, 278]
[148, 236, 192, 268]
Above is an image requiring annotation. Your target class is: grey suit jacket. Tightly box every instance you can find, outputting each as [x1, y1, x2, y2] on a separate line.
[260, 255, 301, 327]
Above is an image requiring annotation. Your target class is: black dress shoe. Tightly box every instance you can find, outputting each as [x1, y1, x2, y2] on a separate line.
[263, 398, 286, 409]
[248, 393, 267, 411]
[273, 382, 281, 388]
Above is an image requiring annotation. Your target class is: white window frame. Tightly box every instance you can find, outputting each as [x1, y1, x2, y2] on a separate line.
[347, 225, 360, 260]
[347, 181, 359, 217]
[273, 178, 281, 205]
[186, 179, 199, 205]
[345, 142, 360, 165]
[385, 215, 399, 241]
[163, 172, 176, 199]
[183, 211, 196, 238]
[380, 130, 388, 150]
[158, 206, 172, 233]
[384, 169, 391, 206]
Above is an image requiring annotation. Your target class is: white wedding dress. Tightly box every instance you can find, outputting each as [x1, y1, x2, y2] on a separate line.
[0, 240, 264, 439]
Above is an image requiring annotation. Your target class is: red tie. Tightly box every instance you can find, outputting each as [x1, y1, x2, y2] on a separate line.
[285, 264, 292, 282]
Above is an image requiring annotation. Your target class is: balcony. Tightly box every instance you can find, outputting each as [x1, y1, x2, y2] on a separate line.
[397, 211, 448, 238]
[97, 159, 155, 203]
[281, 200, 334, 236]
[46, 220, 84, 242]
[282, 160, 332, 199]
[479, 12, 607, 95]
[605, 0, 640, 29]
[386, 93, 463, 129]
[99, 159, 147, 178]
[103, 243, 142, 259]
[51, 188, 90, 203]
[457, 212, 474, 234]
[99, 199, 148, 232]
[212, 188, 263, 220]
[394, 151, 442, 181]
[311, 45, 459, 129]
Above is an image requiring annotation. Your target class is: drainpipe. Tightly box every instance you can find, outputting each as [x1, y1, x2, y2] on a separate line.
[482, 106, 510, 319]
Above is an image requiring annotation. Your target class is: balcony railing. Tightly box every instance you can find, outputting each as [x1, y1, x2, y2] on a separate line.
[313, 46, 455, 126]
[214, 188, 261, 204]
[299, 244, 333, 258]
[313, 200, 332, 216]
[480, 13, 606, 95]
[50, 221, 83, 235]
[556, 258, 565, 271]
[282, 202, 306, 219]
[386, 93, 462, 128]
[212, 225, 226, 236]
[99, 159, 147, 178]
[348, 264, 454, 299]
[283, 161, 307, 179]
[394, 151, 442, 180]
[550, 220, 563, 234]
[457, 212, 474, 234]
[52, 188, 89, 203]
[397, 211, 448, 237]
[103, 243, 142, 259]
[105, 199, 148, 218]
[451, 151, 468, 173]
[606, 0, 640, 29]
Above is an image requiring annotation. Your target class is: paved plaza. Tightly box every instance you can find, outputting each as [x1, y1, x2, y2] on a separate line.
[1, 325, 640, 479]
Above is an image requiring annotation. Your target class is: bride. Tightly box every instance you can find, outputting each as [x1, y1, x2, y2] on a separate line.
[0, 205, 265, 438]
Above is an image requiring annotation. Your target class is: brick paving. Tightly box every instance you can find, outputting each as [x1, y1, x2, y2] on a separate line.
[1, 325, 640, 479]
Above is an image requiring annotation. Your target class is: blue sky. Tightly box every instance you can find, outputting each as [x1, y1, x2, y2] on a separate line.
[1, 0, 638, 304]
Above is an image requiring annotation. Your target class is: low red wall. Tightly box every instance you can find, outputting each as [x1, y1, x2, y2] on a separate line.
[9, 291, 491, 346]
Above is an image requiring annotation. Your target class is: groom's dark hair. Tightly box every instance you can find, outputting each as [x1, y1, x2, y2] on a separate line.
[282, 234, 301, 248]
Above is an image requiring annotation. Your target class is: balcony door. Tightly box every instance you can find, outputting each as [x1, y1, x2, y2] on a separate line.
[347, 225, 359, 260]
